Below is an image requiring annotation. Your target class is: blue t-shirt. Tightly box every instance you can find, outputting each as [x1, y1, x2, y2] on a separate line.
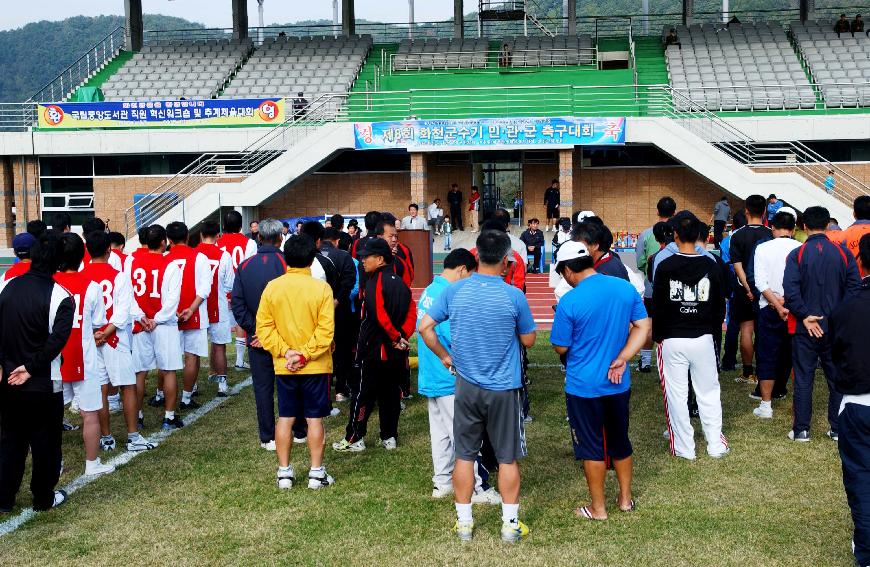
[551, 274, 648, 398]
[427, 273, 536, 391]
[416, 276, 455, 398]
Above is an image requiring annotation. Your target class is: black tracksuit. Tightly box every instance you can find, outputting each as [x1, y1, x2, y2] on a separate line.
[831, 278, 870, 566]
[0, 270, 75, 511]
[320, 242, 357, 397]
[345, 265, 416, 443]
[520, 228, 545, 272]
[447, 189, 464, 231]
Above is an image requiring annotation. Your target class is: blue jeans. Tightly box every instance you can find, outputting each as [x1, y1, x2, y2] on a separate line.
[444, 233, 452, 249]
[791, 333, 842, 434]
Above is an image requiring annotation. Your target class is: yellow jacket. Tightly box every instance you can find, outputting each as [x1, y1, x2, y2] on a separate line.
[256, 266, 335, 375]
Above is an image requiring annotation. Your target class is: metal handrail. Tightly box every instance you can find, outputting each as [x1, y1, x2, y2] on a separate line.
[650, 85, 869, 205]
[27, 26, 125, 106]
[389, 47, 598, 73]
[122, 93, 348, 238]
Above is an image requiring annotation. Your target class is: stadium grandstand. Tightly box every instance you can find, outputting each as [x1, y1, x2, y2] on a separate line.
[0, 0, 867, 257]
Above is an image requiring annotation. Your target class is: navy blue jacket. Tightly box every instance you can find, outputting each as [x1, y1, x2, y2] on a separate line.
[830, 278, 870, 395]
[231, 245, 287, 346]
[783, 233, 861, 335]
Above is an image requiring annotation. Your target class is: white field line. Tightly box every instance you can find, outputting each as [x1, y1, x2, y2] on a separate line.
[0, 377, 253, 538]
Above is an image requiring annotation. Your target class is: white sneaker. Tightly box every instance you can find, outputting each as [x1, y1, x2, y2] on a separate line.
[329, 407, 341, 417]
[126, 437, 156, 451]
[307, 469, 335, 490]
[432, 484, 454, 499]
[277, 465, 295, 490]
[293, 436, 307, 445]
[378, 437, 397, 450]
[260, 440, 276, 451]
[217, 379, 228, 397]
[85, 459, 115, 477]
[99, 435, 116, 452]
[709, 447, 730, 459]
[332, 438, 366, 452]
[235, 362, 250, 370]
[471, 487, 502, 505]
[335, 393, 348, 403]
[753, 405, 773, 419]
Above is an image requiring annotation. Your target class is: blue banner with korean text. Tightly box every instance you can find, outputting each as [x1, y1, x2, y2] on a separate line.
[38, 98, 284, 129]
[353, 117, 625, 150]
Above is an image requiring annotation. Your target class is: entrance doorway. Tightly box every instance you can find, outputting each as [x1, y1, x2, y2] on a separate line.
[473, 159, 523, 226]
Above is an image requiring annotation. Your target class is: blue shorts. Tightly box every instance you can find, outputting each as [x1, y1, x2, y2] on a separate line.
[566, 390, 632, 463]
[276, 374, 331, 419]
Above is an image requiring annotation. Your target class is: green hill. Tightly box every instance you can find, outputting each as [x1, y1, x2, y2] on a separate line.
[0, 14, 205, 102]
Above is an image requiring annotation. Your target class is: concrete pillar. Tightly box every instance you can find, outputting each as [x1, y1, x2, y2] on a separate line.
[566, 0, 577, 36]
[342, 0, 356, 36]
[454, 0, 464, 39]
[410, 153, 427, 205]
[0, 158, 15, 247]
[232, 0, 249, 41]
[11, 157, 40, 237]
[683, 0, 694, 25]
[558, 149, 574, 214]
[799, 0, 815, 23]
[124, 0, 143, 51]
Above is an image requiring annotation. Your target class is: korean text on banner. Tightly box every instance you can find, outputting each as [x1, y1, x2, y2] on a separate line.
[354, 117, 626, 150]
[38, 98, 285, 129]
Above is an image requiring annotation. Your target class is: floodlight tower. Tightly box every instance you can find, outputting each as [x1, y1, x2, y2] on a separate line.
[257, 0, 264, 44]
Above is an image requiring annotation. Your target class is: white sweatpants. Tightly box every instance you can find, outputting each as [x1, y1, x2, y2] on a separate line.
[658, 335, 728, 459]
[428, 395, 483, 491]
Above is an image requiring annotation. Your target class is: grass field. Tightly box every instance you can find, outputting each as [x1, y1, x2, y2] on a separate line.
[0, 337, 854, 566]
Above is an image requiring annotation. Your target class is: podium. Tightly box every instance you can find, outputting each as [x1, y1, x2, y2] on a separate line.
[398, 229, 433, 288]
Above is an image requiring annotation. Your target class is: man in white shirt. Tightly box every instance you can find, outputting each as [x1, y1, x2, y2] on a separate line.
[401, 204, 428, 230]
[427, 199, 445, 235]
[751, 209, 801, 418]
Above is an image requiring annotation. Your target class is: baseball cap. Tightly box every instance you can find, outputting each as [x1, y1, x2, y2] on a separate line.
[556, 240, 590, 264]
[777, 206, 797, 220]
[357, 238, 393, 263]
[12, 232, 36, 256]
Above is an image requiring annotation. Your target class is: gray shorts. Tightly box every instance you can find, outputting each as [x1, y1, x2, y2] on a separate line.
[454, 376, 527, 464]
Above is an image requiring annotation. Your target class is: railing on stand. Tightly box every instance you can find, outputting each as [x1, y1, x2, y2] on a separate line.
[648, 85, 869, 206]
[123, 93, 348, 239]
[28, 26, 125, 106]
[0, 103, 35, 132]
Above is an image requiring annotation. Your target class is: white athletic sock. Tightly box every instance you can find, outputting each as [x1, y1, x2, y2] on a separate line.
[760, 400, 772, 409]
[455, 502, 473, 523]
[502, 503, 519, 524]
[310, 466, 325, 476]
[640, 349, 652, 366]
[165, 411, 175, 420]
[128, 431, 141, 442]
[138, 410, 144, 419]
[278, 465, 292, 474]
[107, 393, 120, 403]
[235, 339, 246, 365]
[182, 390, 192, 403]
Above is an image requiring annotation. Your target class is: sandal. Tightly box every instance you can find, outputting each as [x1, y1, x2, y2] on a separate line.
[574, 506, 606, 521]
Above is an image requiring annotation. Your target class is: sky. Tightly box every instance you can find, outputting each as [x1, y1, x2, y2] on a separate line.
[0, 0, 466, 32]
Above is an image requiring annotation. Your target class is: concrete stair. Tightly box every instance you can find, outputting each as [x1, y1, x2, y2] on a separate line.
[412, 271, 554, 331]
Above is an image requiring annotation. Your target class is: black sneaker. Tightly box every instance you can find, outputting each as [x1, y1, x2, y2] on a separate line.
[146, 394, 164, 407]
[162, 416, 185, 430]
[179, 399, 201, 410]
[772, 390, 788, 400]
[749, 387, 761, 400]
[34, 490, 67, 512]
[637, 363, 652, 373]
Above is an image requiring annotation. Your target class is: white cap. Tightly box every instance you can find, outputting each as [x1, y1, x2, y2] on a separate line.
[777, 206, 797, 220]
[556, 240, 590, 264]
[575, 210, 596, 223]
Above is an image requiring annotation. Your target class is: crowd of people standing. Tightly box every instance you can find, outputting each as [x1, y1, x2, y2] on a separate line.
[1, 191, 869, 563]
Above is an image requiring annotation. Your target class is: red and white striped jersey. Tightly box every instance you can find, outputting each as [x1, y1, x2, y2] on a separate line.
[53, 272, 106, 383]
[217, 232, 257, 271]
[165, 244, 211, 331]
[194, 242, 234, 324]
[80, 262, 135, 351]
[127, 251, 182, 328]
